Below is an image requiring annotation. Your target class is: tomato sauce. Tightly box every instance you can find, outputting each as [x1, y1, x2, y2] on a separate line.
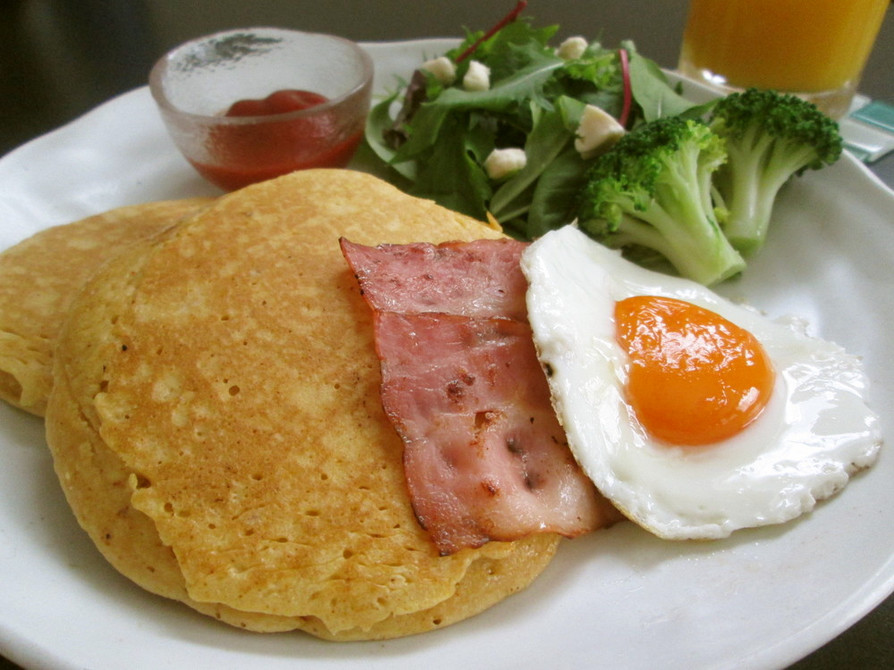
[193, 89, 363, 191]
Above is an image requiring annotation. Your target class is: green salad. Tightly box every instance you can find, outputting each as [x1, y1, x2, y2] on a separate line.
[365, 17, 697, 237]
[363, 12, 841, 286]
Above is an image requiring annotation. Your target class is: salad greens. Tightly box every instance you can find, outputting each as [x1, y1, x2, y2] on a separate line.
[363, 11, 842, 286]
[364, 17, 692, 240]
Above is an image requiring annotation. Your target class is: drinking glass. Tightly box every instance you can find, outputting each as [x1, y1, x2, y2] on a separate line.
[677, 0, 889, 118]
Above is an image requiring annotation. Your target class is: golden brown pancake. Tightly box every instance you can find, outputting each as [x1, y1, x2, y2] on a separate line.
[46, 169, 561, 640]
[0, 198, 213, 416]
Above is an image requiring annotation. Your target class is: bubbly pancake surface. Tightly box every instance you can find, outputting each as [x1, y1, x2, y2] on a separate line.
[46, 169, 560, 639]
[0, 198, 212, 415]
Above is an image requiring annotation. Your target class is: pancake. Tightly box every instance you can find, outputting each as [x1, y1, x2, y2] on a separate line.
[46, 169, 560, 640]
[0, 198, 213, 416]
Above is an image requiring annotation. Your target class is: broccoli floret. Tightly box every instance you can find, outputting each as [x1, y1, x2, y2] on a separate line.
[577, 116, 745, 286]
[708, 88, 843, 256]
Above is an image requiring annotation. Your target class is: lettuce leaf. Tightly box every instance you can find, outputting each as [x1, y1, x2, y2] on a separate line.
[362, 18, 690, 240]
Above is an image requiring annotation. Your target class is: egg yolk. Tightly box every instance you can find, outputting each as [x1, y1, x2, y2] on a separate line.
[614, 295, 775, 446]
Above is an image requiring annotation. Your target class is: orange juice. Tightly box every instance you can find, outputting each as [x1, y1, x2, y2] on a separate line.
[678, 0, 888, 116]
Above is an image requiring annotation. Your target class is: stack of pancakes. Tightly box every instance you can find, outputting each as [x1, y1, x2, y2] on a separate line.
[0, 170, 560, 640]
[0, 198, 212, 416]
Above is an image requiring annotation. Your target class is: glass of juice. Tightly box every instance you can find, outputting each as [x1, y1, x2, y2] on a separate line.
[677, 0, 888, 118]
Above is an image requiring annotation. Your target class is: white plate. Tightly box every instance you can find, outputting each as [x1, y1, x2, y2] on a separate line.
[1, 38, 892, 670]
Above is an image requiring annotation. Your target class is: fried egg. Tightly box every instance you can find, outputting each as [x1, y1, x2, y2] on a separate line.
[520, 225, 882, 540]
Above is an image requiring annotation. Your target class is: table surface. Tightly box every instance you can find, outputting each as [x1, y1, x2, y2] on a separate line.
[1, 2, 891, 669]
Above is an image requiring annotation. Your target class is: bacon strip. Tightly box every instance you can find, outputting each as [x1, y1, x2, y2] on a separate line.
[341, 237, 619, 555]
[340, 238, 529, 319]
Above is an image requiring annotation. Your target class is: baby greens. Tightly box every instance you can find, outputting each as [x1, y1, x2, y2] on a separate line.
[364, 18, 693, 239]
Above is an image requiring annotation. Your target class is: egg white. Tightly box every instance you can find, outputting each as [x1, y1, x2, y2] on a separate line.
[521, 225, 882, 540]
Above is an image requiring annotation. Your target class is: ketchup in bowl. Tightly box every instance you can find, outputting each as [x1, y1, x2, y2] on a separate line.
[190, 89, 364, 192]
[149, 28, 374, 193]
[225, 89, 328, 116]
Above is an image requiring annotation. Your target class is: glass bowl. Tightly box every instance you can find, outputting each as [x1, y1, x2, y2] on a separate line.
[149, 27, 373, 191]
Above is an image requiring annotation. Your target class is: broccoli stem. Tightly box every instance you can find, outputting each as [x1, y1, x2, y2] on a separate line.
[718, 126, 801, 255]
[708, 88, 843, 257]
[613, 204, 744, 286]
[621, 148, 744, 285]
